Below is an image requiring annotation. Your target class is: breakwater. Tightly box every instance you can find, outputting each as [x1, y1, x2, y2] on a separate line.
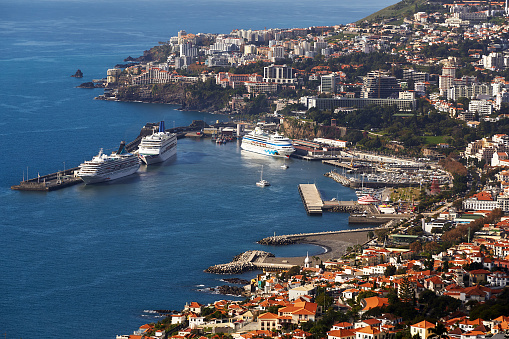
[257, 228, 381, 246]
[205, 250, 275, 274]
[324, 170, 421, 188]
[11, 168, 83, 191]
[324, 170, 351, 186]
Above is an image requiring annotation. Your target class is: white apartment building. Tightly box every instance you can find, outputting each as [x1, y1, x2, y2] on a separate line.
[263, 64, 296, 84]
[469, 99, 493, 115]
[462, 191, 509, 211]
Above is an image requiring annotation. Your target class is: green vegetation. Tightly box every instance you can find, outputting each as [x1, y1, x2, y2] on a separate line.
[424, 135, 449, 145]
[469, 287, 509, 320]
[391, 187, 421, 202]
[357, 0, 428, 23]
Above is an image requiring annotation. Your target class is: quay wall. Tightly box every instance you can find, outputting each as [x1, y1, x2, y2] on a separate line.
[349, 213, 411, 224]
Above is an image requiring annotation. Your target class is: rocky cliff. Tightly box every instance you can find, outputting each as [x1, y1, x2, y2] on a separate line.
[115, 82, 229, 112]
[280, 119, 347, 140]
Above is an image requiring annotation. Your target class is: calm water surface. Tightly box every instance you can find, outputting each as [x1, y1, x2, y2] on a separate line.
[0, 0, 395, 337]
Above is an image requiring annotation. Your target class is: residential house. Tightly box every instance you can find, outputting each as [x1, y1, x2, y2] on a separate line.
[410, 320, 435, 339]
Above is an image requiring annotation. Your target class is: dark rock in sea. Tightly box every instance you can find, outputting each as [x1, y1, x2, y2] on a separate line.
[222, 278, 250, 285]
[77, 82, 95, 89]
[217, 285, 245, 296]
[71, 69, 83, 78]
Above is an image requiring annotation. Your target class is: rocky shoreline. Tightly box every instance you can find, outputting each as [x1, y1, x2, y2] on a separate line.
[222, 278, 250, 285]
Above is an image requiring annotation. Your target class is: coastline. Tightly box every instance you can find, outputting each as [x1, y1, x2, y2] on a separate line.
[260, 229, 371, 266]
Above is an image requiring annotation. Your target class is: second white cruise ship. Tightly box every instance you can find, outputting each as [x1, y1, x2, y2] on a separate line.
[138, 121, 177, 165]
[241, 127, 295, 157]
[77, 141, 140, 184]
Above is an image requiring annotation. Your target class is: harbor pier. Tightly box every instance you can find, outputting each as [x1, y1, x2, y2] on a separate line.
[11, 168, 83, 191]
[298, 184, 323, 215]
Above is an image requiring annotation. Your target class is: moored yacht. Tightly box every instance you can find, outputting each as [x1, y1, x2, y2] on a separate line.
[256, 165, 270, 187]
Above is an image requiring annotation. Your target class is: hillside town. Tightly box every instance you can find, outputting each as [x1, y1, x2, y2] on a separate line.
[101, 0, 509, 129]
[116, 223, 509, 339]
[104, 0, 509, 338]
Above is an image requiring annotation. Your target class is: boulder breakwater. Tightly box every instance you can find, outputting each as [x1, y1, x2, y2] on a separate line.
[205, 250, 275, 274]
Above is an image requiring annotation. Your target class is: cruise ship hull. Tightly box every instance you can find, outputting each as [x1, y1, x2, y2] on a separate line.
[139, 143, 177, 165]
[240, 143, 294, 157]
[80, 163, 140, 184]
[240, 128, 295, 158]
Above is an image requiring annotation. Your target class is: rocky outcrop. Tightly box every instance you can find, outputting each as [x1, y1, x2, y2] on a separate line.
[222, 278, 249, 285]
[71, 69, 83, 78]
[217, 285, 246, 296]
[114, 83, 227, 112]
[77, 82, 95, 89]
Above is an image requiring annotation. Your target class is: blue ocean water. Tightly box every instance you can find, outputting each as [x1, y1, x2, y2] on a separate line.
[0, 0, 396, 338]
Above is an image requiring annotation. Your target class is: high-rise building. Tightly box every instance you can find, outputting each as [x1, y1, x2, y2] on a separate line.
[361, 71, 401, 98]
[263, 64, 296, 84]
[321, 74, 339, 93]
[180, 42, 197, 58]
[270, 45, 285, 61]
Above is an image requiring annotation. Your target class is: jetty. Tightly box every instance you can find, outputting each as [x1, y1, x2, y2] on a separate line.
[324, 170, 420, 188]
[11, 168, 83, 191]
[298, 184, 323, 215]
[257, 227, 381, 246]
[205, 250, 295, 274]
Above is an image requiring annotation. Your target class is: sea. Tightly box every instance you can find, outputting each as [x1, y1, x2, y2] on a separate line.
[0, 0, 397, 337]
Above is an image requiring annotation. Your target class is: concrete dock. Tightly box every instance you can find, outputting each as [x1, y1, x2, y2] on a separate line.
[298, 184, 323, 215]
[11, 168, 83, 191]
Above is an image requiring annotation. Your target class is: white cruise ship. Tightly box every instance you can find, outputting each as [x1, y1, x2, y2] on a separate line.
[138, 121, 177, 165]
[77, 141, 140, 184]
[241, 127, 295, 157]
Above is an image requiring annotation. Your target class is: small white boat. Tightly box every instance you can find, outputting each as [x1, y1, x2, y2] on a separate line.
[256, 165, 270, 187]
[281, 159, 289, 169]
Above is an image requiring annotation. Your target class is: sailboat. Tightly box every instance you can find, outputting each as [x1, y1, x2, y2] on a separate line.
[281, 158, 288, 170]
[256, 165, 270, 187]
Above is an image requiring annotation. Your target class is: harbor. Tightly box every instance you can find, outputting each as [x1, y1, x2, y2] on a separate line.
[10, 121, 224, 191]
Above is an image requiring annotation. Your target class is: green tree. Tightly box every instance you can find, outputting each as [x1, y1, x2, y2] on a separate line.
[385, 265, 397, 277]
[399, 277, 415, 303]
